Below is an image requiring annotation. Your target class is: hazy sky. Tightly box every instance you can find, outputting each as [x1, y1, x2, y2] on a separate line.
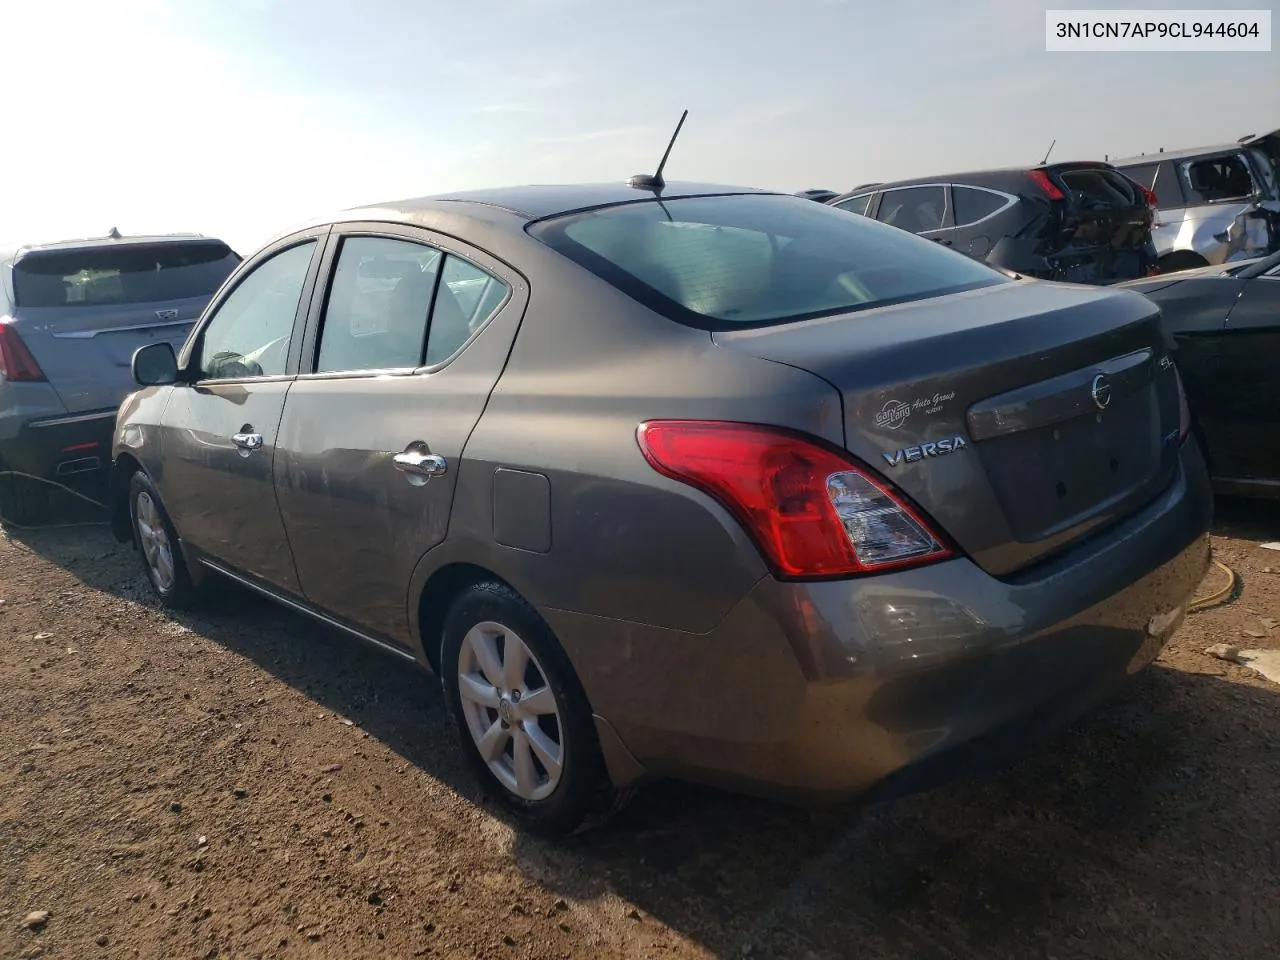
[3, 0, 1277, 254]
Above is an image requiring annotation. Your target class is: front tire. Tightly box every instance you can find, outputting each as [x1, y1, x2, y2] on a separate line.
[440, 582, 615, 837]
[128, 471, 201, 609]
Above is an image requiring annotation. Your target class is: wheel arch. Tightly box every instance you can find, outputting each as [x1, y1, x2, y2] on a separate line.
[409, 543, 650, 796]
[110, 452, 144, 543]
[413, 558, 517, 674]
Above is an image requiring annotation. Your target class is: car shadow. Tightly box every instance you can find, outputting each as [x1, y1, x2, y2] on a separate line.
[8, 520, 1280, 960]
[1211, 494, 1280, 541]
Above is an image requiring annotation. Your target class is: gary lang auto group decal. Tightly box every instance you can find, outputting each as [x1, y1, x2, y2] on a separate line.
[873, 391, 957, 430]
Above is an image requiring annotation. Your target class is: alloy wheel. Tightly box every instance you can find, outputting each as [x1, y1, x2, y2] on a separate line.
[135, 490, 175, 592]
[456, 620, 565, 802]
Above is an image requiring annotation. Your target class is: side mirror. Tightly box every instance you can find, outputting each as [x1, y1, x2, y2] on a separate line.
[132, 341, 179, 387]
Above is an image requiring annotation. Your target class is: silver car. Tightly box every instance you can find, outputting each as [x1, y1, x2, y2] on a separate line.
[0, 233, 240, 523]
[112, 183, 1212, 836]
[1114, 130, 1280, 273]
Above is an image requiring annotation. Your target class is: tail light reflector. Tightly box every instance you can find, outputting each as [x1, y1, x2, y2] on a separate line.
[0, 321, 46, 382]
[636, 420, 952, 579]
[1028, 169, 1065, 201]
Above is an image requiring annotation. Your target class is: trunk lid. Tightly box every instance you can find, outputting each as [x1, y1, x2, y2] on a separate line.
[1041, 163, 1155, 283]
[7, 239, 238, 412]
[714, 280, 1183, 577]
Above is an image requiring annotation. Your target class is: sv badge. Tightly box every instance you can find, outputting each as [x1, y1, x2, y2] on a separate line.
[883, 435, 968, 468]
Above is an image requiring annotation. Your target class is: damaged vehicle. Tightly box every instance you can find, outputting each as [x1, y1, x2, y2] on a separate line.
[827, 162, 1158, 284]
[111, 181, 1210, 836]
[1114, 129, 1280, 273]
[1123, 248, 1280, 497]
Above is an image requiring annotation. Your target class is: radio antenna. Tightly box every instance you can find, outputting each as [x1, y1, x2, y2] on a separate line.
[1040, 138, 1056, 165]
[629, 109, 688, 191]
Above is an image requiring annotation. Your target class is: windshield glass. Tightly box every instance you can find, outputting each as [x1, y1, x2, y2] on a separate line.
[530, 193, 1008, 329]
[13, 241, 240, 308]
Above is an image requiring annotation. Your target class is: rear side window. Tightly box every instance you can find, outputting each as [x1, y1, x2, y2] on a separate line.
[427, 256, 509, 365]
[12, 241, 240, 308]
[1123, 163, 1159, 189]
[530, 193, 1006, 330]
[317, 237, 443, 373]
[832, 194, 873, 216]
[1123, 161, 1181, 209]
[1149, 162, 1182, 208]
[952, 186, 1009, 226]
[1181, 154, 1256, 204]
[874, 186, 947, 233]
[314, 236, 509, 373]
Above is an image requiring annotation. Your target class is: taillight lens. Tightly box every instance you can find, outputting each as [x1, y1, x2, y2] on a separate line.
[1139, 184, 1158, 207]
[1028, 169, 1065, 201]
[1174, 366, 1191, 444]
[0, 321, 46, 382]
[636, 420, 952, 579]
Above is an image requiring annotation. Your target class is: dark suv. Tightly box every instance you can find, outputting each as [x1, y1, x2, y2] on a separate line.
[827, 163, 1158, 284]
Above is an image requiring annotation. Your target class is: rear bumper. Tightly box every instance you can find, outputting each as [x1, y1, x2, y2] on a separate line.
[549, 439, 1213, 800]
[0, 409, 117, 481]
[989, 237, 1156, 284]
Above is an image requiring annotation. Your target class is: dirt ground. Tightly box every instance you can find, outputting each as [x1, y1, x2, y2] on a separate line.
[1, 496, 1278, 960]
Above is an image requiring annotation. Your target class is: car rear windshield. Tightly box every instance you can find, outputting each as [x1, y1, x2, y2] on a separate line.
[1054, 166, 1141, 210]
[12, 241, 240, 308]
[529, 193, 1008, 329]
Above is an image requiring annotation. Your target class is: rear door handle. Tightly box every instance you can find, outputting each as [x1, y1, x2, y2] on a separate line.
[393, 448, 448, 482]
[232, 431, 264, 452]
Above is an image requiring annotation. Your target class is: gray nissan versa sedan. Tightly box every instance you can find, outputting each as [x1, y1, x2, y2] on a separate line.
[111, 181, 1213, 836]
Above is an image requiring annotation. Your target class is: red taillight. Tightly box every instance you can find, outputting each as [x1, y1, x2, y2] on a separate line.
[636, 420, 952, 579]
[1028, 169, 1065, 201]
[0, 322, 45, 382]
[1121, 174, 1159, 208]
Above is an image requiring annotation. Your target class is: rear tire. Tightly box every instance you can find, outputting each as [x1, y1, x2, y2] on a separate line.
[128, 471, 202, 610]
[0, 471, 52, 527]
[439, 581, 621, 837]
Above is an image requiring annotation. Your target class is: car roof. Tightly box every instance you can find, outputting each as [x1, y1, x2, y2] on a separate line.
[838, 167, 1048, 196]
[831, 161, 1130, 202]
[1112, 143, 1249, 166]
[339, 181, 778, 226]
[1, 233, 227, 267]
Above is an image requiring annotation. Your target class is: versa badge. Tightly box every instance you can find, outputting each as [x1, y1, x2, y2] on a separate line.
[883, 435, 968, 468]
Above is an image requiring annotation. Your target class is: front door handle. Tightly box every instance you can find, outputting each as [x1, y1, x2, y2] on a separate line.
[393, 448, 448, 483]
[232, 431, 264, 454]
